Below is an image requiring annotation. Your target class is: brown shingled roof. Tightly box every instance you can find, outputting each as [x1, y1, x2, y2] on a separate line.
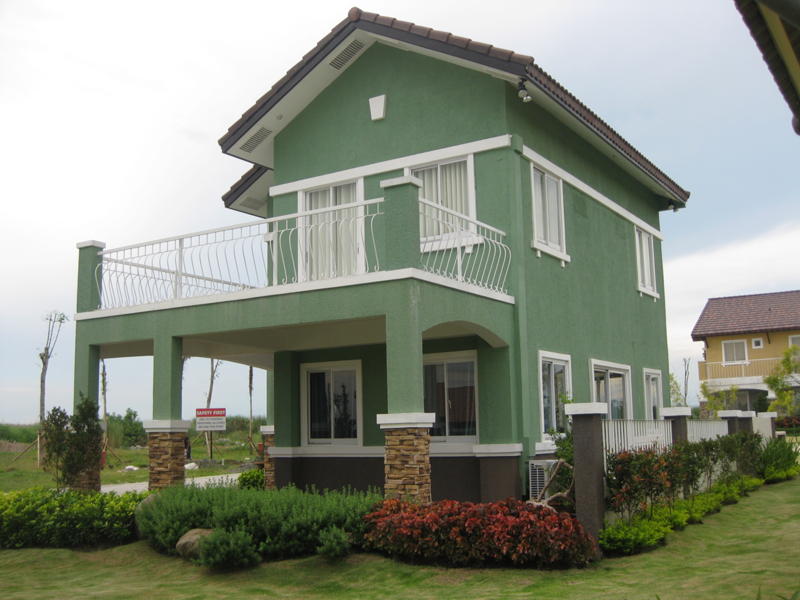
[691, 290, 800, 340]
[218, 7, 690, 204]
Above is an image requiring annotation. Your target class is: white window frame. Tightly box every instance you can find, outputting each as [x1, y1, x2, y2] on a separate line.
[530, 164, 570, 264]
[634, 226, 659, 298]
[722, 340, 748, 365]
[299, 360, 363, 446]
[751, 338, 764, 350]
[643, 368, 663, 420]
[789, 335, 800, 348]
[406, 155, 478, 251]
[590, 359, 633, 420]
[297, 178, 366, 283]
[538, 350, 572, 437]
[423, 350, 479, 443]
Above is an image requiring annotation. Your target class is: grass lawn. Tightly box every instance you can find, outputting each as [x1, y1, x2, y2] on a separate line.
[1, 478, 798, 599]
[0, 431, 259, 491]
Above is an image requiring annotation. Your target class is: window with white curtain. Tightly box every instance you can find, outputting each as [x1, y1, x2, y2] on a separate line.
[302, 181, 361, 281]
[643, 369, 662, 420]
[722, 340, 747, 364]
[592, 361, 631, 420]
[412, 159, 471, 238]
[531, 166, 567, 259]
[635, 227, 658, 296]
[540, 352, 571, 434]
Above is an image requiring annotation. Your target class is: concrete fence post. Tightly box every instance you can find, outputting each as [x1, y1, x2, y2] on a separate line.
[718, 410, 743, 435]
[564, 402, 608, 543]
[662, 407, 691, 444]
[758, 411, 778, 438]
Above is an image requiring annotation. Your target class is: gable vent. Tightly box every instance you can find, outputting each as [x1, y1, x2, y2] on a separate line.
[239, 127, 272, 153]
[240, 196, 267, 211]
[329, 39, 365, 71]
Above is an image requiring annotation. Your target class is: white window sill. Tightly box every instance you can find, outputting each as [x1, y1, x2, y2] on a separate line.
[534, 440, 557, 455]
[637, 285, 660, 299]
[531, 240, 571, 264]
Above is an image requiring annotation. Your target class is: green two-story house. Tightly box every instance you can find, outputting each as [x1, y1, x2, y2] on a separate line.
[73, 8, 689, 500]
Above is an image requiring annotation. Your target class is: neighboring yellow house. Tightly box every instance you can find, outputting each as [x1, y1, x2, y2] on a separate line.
[692, 290, 800, 410]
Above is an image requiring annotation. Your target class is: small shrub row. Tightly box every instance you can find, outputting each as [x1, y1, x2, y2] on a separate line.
[238, 468, 264, 490]
[0, 488, 147, 548]
[761, 438, 800, 483]
[135, 485, 381, 569]
[362, 498, 596, 568]
[600, 474, 763, 555]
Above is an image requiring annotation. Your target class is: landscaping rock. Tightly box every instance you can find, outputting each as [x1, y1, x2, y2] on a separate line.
[176, 528, 214, 560]
[123, 465, 139, 471]
[185, 462, 199, 470]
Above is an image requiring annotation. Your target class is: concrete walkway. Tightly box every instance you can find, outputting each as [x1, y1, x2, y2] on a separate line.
[101, 472, 241, 494]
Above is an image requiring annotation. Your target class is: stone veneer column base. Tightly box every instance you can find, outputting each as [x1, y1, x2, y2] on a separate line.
[260, 426, 276, 490]
[383, 427, 432, 503]
[147, 432, 187, 490]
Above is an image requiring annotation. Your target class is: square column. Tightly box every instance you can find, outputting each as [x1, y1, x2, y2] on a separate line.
[377, 414, 435, 503]
[153, 336, 183, 420]
[143, 420, 191, 489]
[379, 175, 422, 271]
[662, 407, 691, 443]
[718, 410, 743, 435]
[260, 425, 276, 489]
[758, 412, 777, 438]
[564, 402, 608, 545]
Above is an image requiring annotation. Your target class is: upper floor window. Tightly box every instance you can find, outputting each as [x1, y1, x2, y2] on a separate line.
[412, 158, 474, 239]
[635, 227, 658, 297]
[789, 335, 800, 349]
[722, 340, 747, 364]
[423, 352, 477, 440]
[531, 166, 569, 262]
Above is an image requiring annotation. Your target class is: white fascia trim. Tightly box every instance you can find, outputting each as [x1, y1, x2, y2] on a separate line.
[259, 425, 275, 435]
[376, 412, 436, 429]
[521, 145, 663, 240]
[270, 135, 512, 196]
[758, 412, 777, 418]
[380, 175, 422, 189]
[473, 443, 523, 457]
[661, 407, 691, 417]
[717, 410, 743, 418]
[143, 419, 192, 433]
[564, 402, 609, 416]
[531, 240, 571, 264]
[75, 268, 515, 320]
[76, 240, 106, 249]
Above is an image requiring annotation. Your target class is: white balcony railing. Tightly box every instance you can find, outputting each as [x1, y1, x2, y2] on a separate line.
[418, 198, 511, 295]
[699, 357, 781, 380]
[602, 419, 673, 455]
[687, 419, 728, 443]
[95, 198, 511, 310]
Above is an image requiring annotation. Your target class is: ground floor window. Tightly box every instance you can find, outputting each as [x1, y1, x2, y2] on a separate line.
[643, 369, 662, 420]
[301, 361, 360, 444]
[592, 360, 631, 420]
[423, 352, 477, 439]
[539, 351, 571, 434]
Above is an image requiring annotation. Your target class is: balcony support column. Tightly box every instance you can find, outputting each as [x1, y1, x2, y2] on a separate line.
[379, 175, 421, 271]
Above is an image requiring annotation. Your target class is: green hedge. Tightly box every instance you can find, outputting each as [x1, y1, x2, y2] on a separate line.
[135, 485, 381, 568]
[0, 488, 148, 548]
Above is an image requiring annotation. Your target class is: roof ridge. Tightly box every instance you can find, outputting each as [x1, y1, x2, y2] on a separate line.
[706, 289, 800, 301]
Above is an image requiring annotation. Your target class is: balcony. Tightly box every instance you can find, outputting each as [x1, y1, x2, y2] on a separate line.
[87, 198, 512, 313]
[698, 357, 782, 381]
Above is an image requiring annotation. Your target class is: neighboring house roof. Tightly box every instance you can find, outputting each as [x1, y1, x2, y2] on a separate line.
[734, 0, 800, 135]
[219, 6, 690, 207]
[691, 290, 800, 340]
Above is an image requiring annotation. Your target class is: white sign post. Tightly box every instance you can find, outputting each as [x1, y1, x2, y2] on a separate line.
[196, 408, 226, 460]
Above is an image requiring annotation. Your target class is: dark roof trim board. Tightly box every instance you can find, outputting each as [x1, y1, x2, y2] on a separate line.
[734, 0, 800, 134]
[219, 7, 689, 204]
[222, 165, 271, 208]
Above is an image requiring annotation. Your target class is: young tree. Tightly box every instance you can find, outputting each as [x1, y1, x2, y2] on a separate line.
[38, 311, 68, 424]
[41, 394, 102, 490]
[204, 359, 222, 457]
[765, 346, 800, 417]
[700, 382, 739, 416]
[247, 365, 256, 451]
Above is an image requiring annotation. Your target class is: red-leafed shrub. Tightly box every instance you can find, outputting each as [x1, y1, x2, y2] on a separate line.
[776, 416, 800, 429]
[362, 498, 596, 568]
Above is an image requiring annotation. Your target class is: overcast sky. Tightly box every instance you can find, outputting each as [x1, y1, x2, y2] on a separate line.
[0, 0, 797, 423]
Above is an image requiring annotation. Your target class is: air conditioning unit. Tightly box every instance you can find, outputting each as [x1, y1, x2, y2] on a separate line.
[528, 459, 558, 500]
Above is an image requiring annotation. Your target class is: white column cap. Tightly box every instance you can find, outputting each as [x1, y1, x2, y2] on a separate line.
[376, 412, 436, 429]
[564, 402, 608, 416]
[143, 419, 192, 433]
[717, 410, 743, 418]
[740, 411, 756, 417]
[379, 175, 422, 189]
[76, 240, 106, 249]
[757, 412, 777, 418]
[259, 425, 275, 435]
[661, 407, 692, 417]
